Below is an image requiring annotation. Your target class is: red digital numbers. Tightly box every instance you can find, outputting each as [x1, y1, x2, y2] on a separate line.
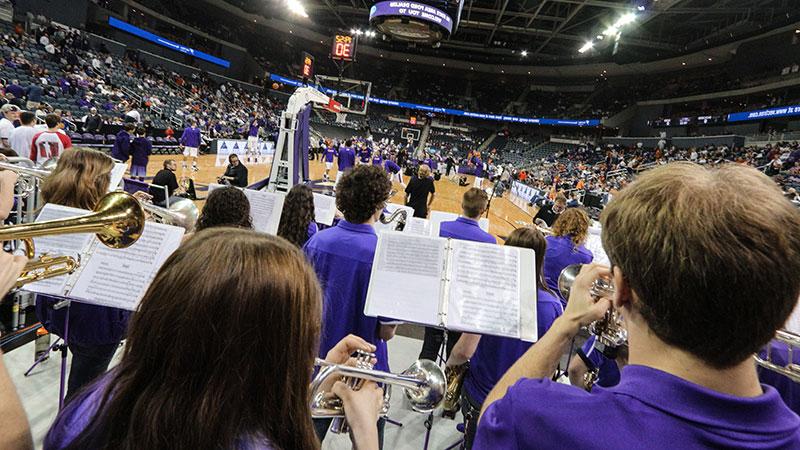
[331, 35, 356, 61]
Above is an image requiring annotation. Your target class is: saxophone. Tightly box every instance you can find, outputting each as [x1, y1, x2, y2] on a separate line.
[441, 362, 468, 419]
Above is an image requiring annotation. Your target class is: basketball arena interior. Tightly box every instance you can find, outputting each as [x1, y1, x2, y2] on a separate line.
[0, 0, 800, 449]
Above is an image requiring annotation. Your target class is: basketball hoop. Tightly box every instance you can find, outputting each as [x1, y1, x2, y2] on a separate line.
[335, 112, 348, 124]
[324, 98, 342, 114]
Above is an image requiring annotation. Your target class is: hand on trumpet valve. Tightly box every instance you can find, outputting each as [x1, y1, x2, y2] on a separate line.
[564, 263, 614, 328]
[331, 379, 383, 441]
[325, 334, 378, 366]
[0, 252, 27, 296]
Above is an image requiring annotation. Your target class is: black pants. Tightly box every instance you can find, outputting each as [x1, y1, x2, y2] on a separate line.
[446, 164, 454, 176]
[418, 327, 461, 362]
[65, 342, 120, 402]
[461, 390, 482, 449]
[313, 417, 386, 449]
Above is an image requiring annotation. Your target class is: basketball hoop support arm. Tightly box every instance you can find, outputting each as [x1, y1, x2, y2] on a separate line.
[267, 87, 333, 193]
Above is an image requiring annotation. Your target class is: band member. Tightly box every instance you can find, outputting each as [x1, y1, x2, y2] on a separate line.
[476, 163, 800, 449]
[472, 154, 484, 188]
[446, 227, 563, 449]
[30, 114, 72, 163]
[180, 119, 201, 172]
[45, 229, 383, 450]
[194, 186, 253, 233]
[129, 128, 151, 182]
[277, 184, 317, 248]
[384, 158, 404, 187]
[533, 193, 567, 228]
[303, 165, 395, 445]
[34, 148, 130, 400]
[419, 188, 496, 362]
[217, 154, 248, 187]
[542, 207, 593, 305]
[405, 164, 435, 218]
[323, 141, 337, 182]
[334, 139, 356, 186]
[111, 123, 134, 164]
[0, 252, 31, 450]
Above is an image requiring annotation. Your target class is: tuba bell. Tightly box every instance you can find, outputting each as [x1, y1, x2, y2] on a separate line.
[0, 191, 145, 287]
[140, 198, 199, 232]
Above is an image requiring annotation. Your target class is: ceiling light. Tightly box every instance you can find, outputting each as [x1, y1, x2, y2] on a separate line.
[596, 35, 604, 40]
[520, 50, 528, 57]
[637, 5, 645, 11]
[615, 12, 636, 27]
[350, 28, 357, 34]
[707, 57, 712, 61]
[578, 41, 594, 53]
[681, 62, 686, 65]
[602, 26, 619, 37]
[286, 0, 308, 17]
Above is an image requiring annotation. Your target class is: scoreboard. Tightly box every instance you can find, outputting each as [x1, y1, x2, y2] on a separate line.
[301, 52, 314, 79]
[331, 34, 357, 62]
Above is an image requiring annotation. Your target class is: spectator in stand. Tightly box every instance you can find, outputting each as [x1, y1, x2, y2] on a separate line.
[8, 111, 38, 158]
[164, 126, 174, 140]
[30, 114, 71, 163]
[124, 105, 140, 124]
[0, 104, 19, 151]
[83, 107, 103, 133]
[149, 159, 182, 207]
[5, 80, 23, 101]
[24, 83, 43, 110]
[533, 193, 567, 228]
[111, 123, 134, 164]
[129, 128, 151, 182]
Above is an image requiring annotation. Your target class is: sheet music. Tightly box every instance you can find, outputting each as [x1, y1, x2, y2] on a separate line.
[429, 211, 490, 237]
[404, 217, 431, 236]
[446, 241, 524, 339]
[313, 193, 336, 226]
[68, 222, 184, 311]
[108, 163, 128, 192]
[208, 184, 285, 234]
[24, 204, 95, 296]
[365, 232, 445, 325]
[585, 227, 610, 266]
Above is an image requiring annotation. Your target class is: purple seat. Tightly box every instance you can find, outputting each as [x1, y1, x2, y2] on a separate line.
[82, 133, 95, 143]
[155, 136, 165, 143]
[146, 136, 155, 142]
[106, 134, 116, 142]
[70, 133, 82, 143]
[94, 134, 105, 144]
[122, 178, 150, 195]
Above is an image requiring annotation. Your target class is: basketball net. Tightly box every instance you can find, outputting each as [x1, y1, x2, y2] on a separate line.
[335, 112, 348, 124]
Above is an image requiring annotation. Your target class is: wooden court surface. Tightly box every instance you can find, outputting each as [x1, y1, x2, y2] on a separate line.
[147, 154, 536, 239]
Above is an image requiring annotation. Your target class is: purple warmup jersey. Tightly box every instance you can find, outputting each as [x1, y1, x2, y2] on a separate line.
[384, 160, 401, 174]
[372, 154, 383, 166]
[476, 365, 800, 450]
[303, 221, 390, 371]
[464, 288, 563, 405]
[324, 147, 336, 163]
[542, 235, 593, 304]
[473, 157, 483, 177]
[338, 147, 356, 171]
[180, 126, 201, 148]
[359, 147, 372, 163]
[248, 119, 262, 137]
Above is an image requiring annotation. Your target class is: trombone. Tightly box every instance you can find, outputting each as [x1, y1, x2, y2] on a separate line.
[0, 191, 145, 288]
[379, 209, 408, 231]
[310, 350, 446, 433]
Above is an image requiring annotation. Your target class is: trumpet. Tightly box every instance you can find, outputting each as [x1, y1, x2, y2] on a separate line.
[558, 264, 627, 357]
[0, 158, 57, 196]
[379, 209, 408, 231]
[755, 330, 800, 383]
[0, 191, 145, 287]
[141, 198, 199, 232]
[310, 350, 446, 433]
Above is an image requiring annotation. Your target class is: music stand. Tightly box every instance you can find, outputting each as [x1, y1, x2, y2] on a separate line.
[24, 298, 71, 410]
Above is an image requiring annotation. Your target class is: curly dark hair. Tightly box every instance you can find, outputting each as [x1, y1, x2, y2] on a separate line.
[195, 187, 253, 231]
[336, 165, 392, 224]
[277, 184, 315, 248]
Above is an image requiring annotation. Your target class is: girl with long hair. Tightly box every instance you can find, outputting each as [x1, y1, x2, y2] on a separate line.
[277, 184, 317, 248]
[542, 207, 593, 304]
[444, 226, 563, 449]
[35, 148, 129, 401]
[195, 186, 253, 232]
[45, 228, 383, 450]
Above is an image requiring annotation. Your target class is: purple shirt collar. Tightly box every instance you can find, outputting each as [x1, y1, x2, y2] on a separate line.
[337, 219, 377, 235]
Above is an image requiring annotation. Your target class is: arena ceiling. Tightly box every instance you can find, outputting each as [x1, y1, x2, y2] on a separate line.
[243, 0, 797, 65]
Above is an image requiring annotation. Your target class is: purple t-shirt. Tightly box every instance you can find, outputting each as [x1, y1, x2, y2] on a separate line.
[464, 288, 563, 405]
[476, 365, 800, 449]
[44, 373, 276, 450]
[130, 136, 151, 166]
[439, 217, 495, 244]
[372, 154, 383, 166]
[303, 220, 390, 371]
[542, 235, 593, 304]
[180, 126, 201, 148]
[338, 147, 356, 171]
[473, 157, 483, 177]
[248, 119, 262, 137]
[359, 146, 372, 163]
[384, 160, 401, 174]
[324, 146, 336, 163]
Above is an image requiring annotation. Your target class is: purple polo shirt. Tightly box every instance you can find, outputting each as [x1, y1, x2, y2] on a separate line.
[464, 288, 563, 405]
[45, 372, 276, 450]
[180, 126, 201, 148]
[323, 146, 336, 163]
[338, 147, 356, 171]
[581, 335, 621, 388]
[476, 365, 800, 449]
[303, 220, 390, 371]
[384, 160, 401, 174]
[439, 217, 495, 244]
[307, 221, 318, 241]
[542, 235, 593, 304]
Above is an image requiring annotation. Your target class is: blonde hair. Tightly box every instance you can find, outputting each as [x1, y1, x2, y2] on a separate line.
[418, 164, 431, 178]
[551, 207, 590, 247]
[40, 147, 114, 209]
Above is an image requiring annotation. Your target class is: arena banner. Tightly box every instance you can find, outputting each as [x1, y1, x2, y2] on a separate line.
[214, 139, 275, 166]
[727, 104, 800, 122]
[369, 1, 454, 34]
[269, 74, 601, 127]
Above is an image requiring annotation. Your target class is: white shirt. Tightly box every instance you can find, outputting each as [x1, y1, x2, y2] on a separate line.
[0, 118, 15, 141]
[125, 110, 141, 123]
[8, 125, 38, 156]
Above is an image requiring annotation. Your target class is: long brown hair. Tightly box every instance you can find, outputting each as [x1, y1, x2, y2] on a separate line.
[64, 228, 322, 450]
[195, 186, 253, 231]
[505, 226, 554, 297]
[551, 207, 590, 248]
[277, 184, 315, 248]
[40, 147, 113, 209]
